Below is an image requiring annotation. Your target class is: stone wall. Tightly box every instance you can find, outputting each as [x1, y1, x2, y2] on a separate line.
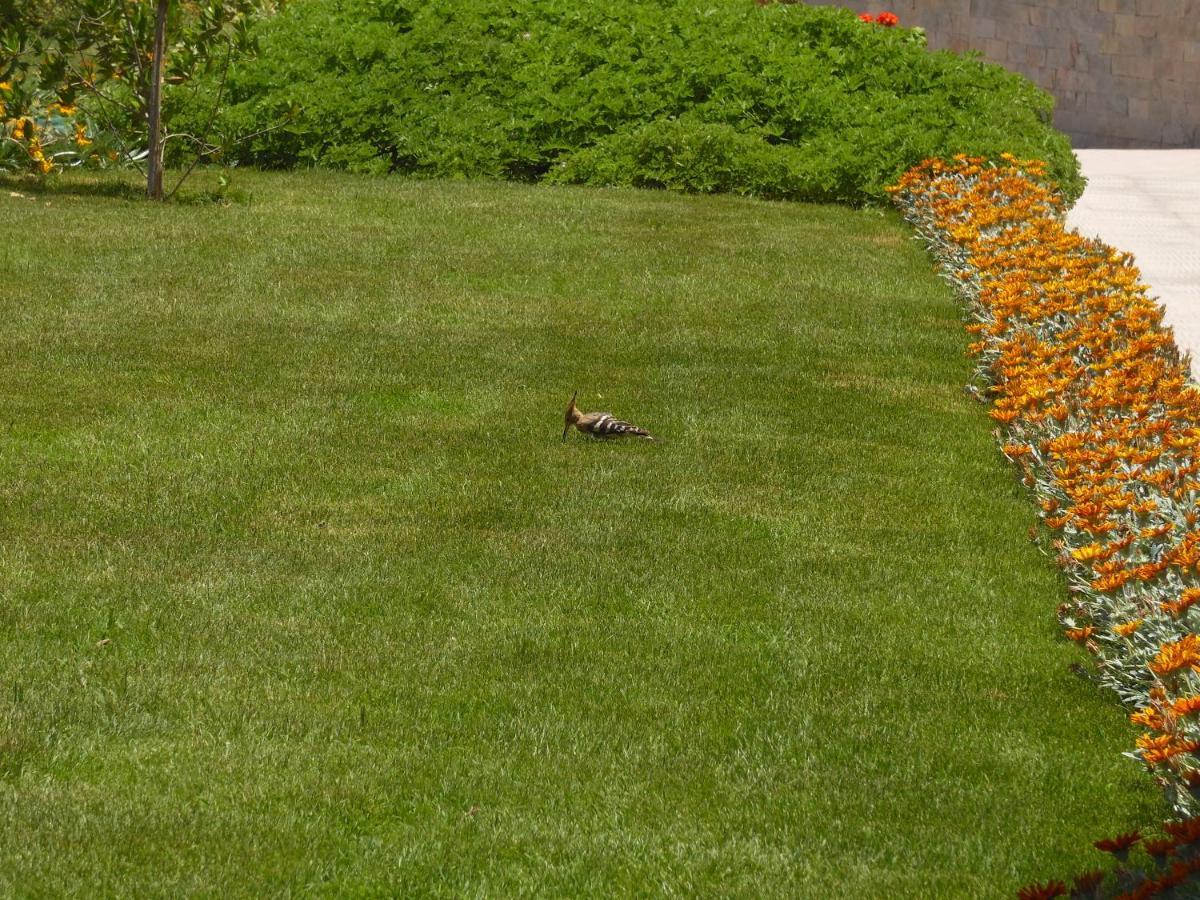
[804, 0, 1200, 148]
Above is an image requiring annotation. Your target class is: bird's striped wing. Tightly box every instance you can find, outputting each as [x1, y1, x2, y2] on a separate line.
[585, 413, 652, 438]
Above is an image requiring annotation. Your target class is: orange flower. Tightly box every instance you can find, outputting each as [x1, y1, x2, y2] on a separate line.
[1138, 733, 1200, 765]
[1091, 570, 1131, 592]
[989, 408, 1020, 424]
[1162, 588, 1200, 618]
[889, 155, 1200, 807]
[1113, 619, 1143, 637]
[1131, 705, 1165, 729]
[1150, 634, 1200, 675]
[1170, 694, 1200, 717]
[1133, 561, 1168, 581]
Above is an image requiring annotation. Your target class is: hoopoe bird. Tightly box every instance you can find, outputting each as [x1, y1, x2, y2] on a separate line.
[562, 391, 654, 441]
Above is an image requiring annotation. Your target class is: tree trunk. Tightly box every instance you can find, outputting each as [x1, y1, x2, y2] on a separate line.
[146, 0, 169, 200]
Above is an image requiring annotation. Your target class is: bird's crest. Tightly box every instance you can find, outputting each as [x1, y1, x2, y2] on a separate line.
[563, 390, 579, 442]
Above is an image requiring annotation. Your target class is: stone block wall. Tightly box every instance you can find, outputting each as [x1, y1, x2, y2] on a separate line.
[804, 0, 1200, 148]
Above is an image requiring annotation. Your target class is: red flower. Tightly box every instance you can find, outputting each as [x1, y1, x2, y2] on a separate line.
[1144, 837, 1175, 861]
[858, 13, 874, 23]
[1094, 830, 1141, 856]
[876, 11, 899, 26]
[1017, 882, 1067, 900]
[1071, 871, 1106, 892]
[1163, 817, 1200, 845]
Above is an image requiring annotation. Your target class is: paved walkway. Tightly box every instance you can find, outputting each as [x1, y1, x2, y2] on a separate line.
[1066, 150, 1200, 364]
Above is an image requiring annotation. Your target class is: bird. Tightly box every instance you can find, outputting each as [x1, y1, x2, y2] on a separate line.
[562, 391, 654, 441]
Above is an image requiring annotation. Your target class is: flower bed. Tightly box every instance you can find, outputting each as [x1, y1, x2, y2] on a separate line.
[0, 81, 113, 175]
[889, 155, 1200, 892]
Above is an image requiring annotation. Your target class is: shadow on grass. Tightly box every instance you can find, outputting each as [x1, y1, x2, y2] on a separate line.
[1, 173, 144, 201]
[0, 172, 248, 205]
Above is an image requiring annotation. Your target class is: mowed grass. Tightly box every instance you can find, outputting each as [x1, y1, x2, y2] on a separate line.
[0, 171, 1160, 897]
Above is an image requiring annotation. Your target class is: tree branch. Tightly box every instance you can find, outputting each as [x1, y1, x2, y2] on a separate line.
[164, 37, 233, 201]
[71, 79, 147, 176]
[117, 0, 146, 88]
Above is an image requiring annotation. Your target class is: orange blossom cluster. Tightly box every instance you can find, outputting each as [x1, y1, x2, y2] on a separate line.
[889, 154, 1200, 819]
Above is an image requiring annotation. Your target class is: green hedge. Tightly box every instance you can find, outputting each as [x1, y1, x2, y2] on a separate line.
[209, 0, 1083, 204]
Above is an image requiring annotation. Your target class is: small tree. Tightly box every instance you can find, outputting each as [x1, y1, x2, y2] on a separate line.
[0, 0, 267, 199]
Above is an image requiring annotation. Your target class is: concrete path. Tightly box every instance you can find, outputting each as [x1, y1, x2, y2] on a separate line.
[1066, 150, 1200, 364]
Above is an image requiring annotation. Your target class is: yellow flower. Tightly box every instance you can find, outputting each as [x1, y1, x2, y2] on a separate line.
[1071, 543, 1107, 563]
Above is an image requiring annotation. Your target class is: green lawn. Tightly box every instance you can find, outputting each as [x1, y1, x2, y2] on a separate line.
[0, 171, 1160, 897]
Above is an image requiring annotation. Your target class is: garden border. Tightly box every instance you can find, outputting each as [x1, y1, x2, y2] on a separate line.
[889, 155, 1200, 895]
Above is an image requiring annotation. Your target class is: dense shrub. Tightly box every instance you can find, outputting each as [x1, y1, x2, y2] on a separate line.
[209, 0, 1083, 204]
